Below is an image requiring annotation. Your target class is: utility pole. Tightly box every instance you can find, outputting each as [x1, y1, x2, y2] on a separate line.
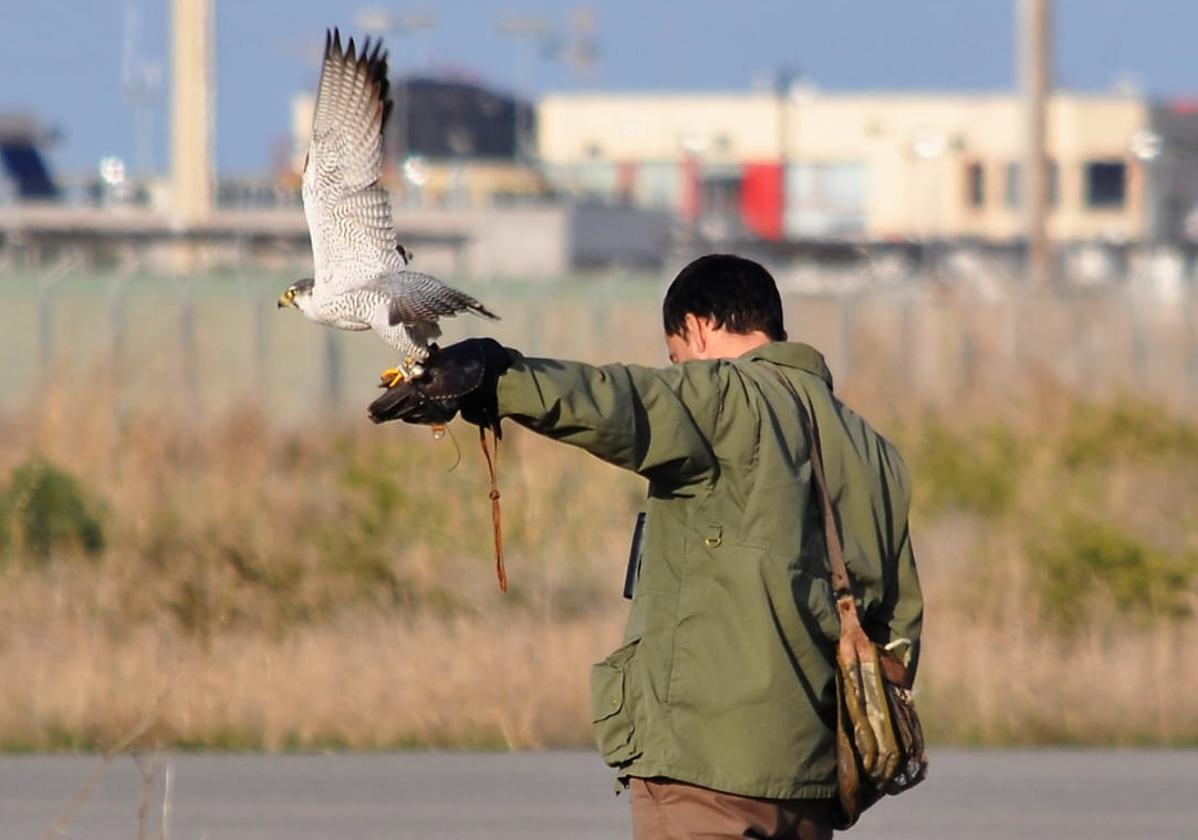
[1020, 0, 1051, 287]
[171, 0, 214, 227]
[776, 68, 795, 239]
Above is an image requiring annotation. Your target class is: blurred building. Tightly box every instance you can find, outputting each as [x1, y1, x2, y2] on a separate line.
[537, 89, 1198, 245]
[0, 115, 60, 202]
[1145, 99, 1198, 243]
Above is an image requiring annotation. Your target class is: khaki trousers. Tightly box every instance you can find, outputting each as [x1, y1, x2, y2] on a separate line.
[629, 777, 834, 840]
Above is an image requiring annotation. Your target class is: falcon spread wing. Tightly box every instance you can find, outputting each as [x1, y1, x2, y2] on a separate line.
[302, 29, 403, 295]
[301, 29, 499, 332]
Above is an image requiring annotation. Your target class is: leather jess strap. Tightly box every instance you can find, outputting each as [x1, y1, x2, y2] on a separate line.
[478, 422, 507, 593]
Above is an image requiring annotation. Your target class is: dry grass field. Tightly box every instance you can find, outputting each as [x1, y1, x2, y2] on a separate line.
[1, 274, 1196, 752]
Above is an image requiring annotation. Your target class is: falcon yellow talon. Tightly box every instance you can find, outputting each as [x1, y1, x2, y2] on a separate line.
[385, 370, 407, 388]
[379, 366, 400, 384]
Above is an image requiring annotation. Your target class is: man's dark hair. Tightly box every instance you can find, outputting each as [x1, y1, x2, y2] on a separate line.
[662, 254, 787, 341]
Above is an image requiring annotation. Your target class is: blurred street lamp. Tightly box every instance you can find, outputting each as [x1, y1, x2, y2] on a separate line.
[356, 7, 436, 37]
[361, 8, 438, 184]
[100, 156, 127, 186]
[403, 156, 429, 187]
[122, 0, 162, 179]
[564, 7, 600, 83]
[355, 8, 393, 34]
[497, 15, 551, 162]
[99, 156, 130, 205]
[497, 15, 551, 38]
[397, 10, 436, 34]
[910, 128, 948, 161]
[1130, 128, 1164, 162]
[1131, 127, 1165, 242]
[680, 132, 710, 156]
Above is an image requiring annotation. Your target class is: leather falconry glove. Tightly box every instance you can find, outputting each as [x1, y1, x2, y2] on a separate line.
[367, 338, 513, 429]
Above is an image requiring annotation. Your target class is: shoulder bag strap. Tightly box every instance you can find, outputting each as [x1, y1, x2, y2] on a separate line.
[761, 364, 867, 637]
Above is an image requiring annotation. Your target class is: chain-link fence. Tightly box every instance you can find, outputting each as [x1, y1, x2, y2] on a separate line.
[0, 270, 663, 423]
[2, 268, 1197, 422]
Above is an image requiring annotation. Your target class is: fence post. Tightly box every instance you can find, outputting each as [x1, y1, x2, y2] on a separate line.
[180, 276, 198, 412]
[323, 330, 344, 411]
[840, 293, 857, 382]
[959, 328, 977, 397]
[109, 275, 128, 424]
[593, 279, 611, 354]
[1187, 282, 1198, 407]
[901, 288, 917, 392]
[37, 274, 60, 383]
[1069, 291, 1090, 393]
[1128, 283, 1149, 391]
[526, 293, 543, 355]
[1013, 286, 1029, 378]
[248, 276, 269, 401]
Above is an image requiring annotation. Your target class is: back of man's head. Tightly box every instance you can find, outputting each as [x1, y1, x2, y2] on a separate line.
[662, 254, 787, 341]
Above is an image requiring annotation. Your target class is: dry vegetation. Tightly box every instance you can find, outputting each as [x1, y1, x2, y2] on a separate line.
[1, 294, 1197, 753]
[896, 399, 1198, 745]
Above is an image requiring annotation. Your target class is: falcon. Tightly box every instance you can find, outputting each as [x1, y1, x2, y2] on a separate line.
[278, 29, 497, 387]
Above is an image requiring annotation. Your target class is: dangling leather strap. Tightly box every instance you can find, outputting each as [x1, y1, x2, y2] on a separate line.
[478, 422, 507, 592]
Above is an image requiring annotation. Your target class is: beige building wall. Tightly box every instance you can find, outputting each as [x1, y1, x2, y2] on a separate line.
[537, 90, 1150, 241]
[538, 92, 781, 164]
[786, 93, 1147, 241]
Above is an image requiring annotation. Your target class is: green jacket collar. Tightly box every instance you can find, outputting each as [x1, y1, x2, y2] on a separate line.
[740, 342, 834, 391]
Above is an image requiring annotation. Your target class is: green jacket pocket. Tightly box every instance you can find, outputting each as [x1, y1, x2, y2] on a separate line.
[590, 638, 642, 766]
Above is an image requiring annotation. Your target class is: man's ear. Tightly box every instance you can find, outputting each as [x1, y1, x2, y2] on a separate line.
[684, 313, 708, 354]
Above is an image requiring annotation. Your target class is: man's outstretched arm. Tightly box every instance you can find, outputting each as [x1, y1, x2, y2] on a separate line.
[369, 338, 723, 487]
[497, 352, 723, 485]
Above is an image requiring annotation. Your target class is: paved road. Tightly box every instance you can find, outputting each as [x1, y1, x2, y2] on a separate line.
[2, 749, 1196, 839]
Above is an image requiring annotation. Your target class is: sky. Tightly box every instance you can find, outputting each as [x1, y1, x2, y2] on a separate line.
[1, 0, 1195, 177]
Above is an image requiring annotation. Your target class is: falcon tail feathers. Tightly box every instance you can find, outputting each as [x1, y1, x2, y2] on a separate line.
[466, 300, 500, 321]
[436, 288, 500, 322]
[384, 284, 500, 327]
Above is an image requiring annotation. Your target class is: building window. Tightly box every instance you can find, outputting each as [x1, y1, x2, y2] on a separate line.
[701, 174, 742, 214]
[1084, 160, 1126, 208]
[965, 162, 985, 208]
[786, 162, 866, 237]
[1005, 161, 1059, 208]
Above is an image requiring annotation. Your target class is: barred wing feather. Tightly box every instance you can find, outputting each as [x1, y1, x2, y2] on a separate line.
[302, 29, 404, 295]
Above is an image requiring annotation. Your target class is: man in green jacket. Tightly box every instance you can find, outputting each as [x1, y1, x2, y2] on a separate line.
[370, 254, 923, 839]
